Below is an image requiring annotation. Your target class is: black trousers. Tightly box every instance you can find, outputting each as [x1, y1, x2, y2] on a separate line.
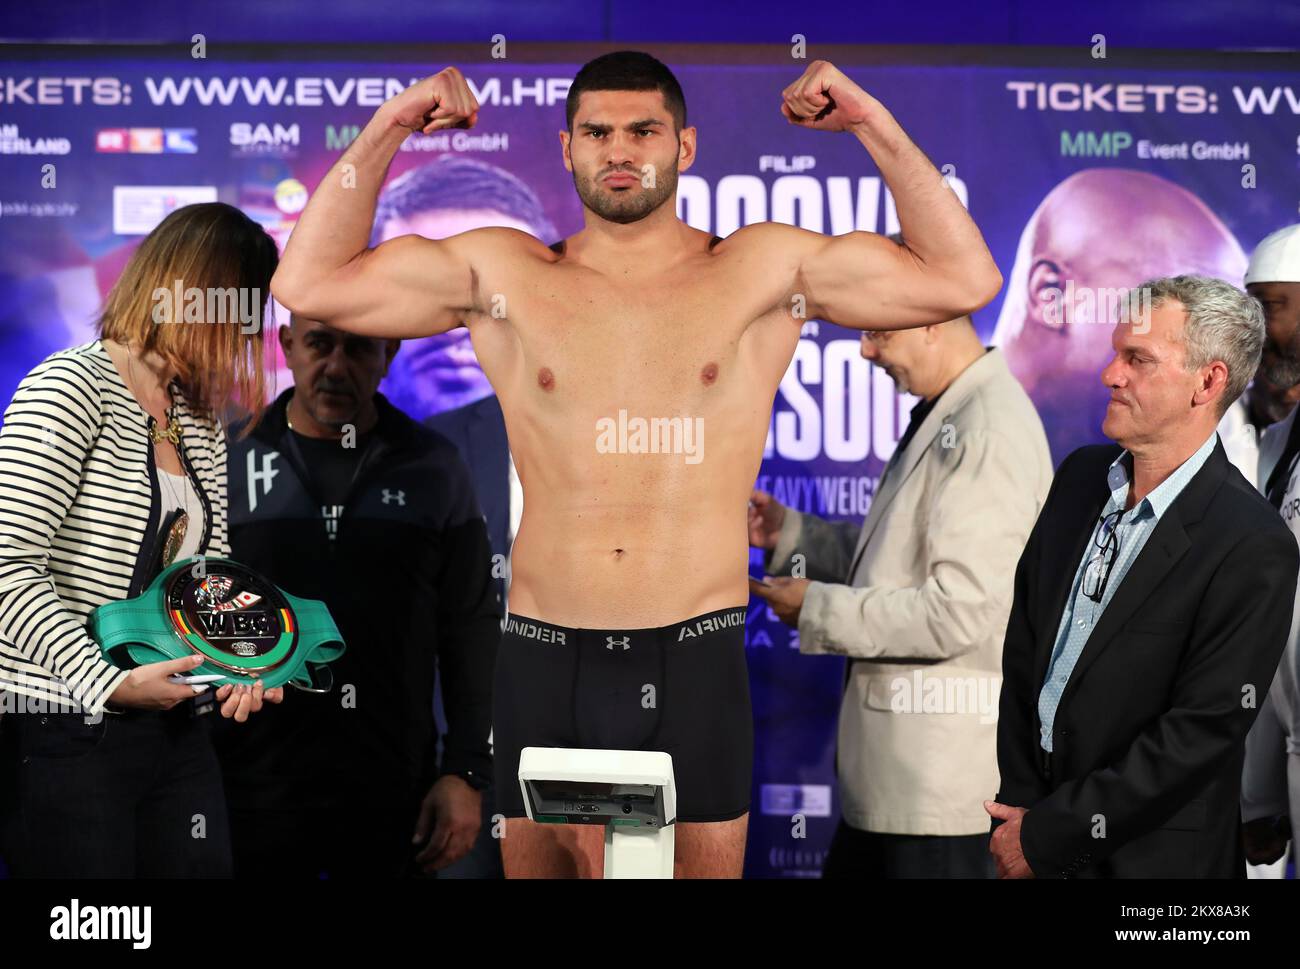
[225, 789, 420, 879]
[1, 706, 232, 878]
[821, 818, 995, 879]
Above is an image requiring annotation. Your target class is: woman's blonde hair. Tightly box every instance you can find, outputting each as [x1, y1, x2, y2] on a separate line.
[97, 202, 279, 429]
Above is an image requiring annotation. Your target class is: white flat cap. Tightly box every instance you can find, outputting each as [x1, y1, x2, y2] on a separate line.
[1246, 224, 1300, 285]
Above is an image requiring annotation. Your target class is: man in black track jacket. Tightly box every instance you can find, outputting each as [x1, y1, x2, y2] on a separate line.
[214, 314, 500, 878]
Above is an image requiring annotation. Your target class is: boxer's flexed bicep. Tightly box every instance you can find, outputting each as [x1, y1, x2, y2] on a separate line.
[333, 232, 482, 337]
[275, 229, 483, 339]
[730, 222, 981, 333]
[798, 229, 992, 331]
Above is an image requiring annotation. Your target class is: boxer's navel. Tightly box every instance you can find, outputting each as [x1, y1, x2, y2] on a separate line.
[537, 366, 555, 390]
[700, 361, 719, 385]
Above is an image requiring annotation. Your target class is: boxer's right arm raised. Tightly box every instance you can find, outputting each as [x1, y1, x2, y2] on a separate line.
[271, 67, 488, 338]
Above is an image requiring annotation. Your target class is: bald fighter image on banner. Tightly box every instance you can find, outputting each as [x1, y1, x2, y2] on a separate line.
[992, 169, 1247, 463]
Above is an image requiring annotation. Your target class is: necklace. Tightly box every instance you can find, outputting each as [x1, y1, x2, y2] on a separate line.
[149, 414, 182, 445]
[158, 466, 191, 568]
[286, 398, 309, 434]
[125, 348, 182, 444]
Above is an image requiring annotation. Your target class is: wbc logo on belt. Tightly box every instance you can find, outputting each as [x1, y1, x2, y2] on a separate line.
[165, 561, 298, 674]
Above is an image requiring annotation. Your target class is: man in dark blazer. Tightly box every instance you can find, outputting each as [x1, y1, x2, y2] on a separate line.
[989, 275, 1300, 879]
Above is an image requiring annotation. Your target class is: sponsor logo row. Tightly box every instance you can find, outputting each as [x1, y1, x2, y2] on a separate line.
[8, 122, 509, 156]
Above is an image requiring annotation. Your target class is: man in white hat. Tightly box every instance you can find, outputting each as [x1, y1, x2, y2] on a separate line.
[1241, 223, 1300, 877]
[1217, 225, 1300, 485]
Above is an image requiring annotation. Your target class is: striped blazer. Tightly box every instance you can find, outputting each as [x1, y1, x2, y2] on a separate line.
[0, 339, 229, 715]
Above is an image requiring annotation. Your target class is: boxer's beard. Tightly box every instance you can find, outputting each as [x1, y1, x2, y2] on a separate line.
[574, 161, 677, 225]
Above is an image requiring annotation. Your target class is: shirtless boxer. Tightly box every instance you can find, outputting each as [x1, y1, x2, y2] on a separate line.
[271, 51, 1002, 878]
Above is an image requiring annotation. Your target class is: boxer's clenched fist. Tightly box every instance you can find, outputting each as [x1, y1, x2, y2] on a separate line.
[780, 60, 875, 132]
[384, 66, 480, 133]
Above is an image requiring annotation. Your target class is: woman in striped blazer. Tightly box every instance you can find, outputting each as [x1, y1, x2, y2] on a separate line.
[0, 202, 282, 877]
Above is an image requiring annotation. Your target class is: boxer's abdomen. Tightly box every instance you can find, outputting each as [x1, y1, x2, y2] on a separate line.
[501, 372, 768, 628]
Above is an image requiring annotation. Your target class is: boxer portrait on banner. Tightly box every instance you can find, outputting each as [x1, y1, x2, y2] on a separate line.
[992, 170, 1249, 463]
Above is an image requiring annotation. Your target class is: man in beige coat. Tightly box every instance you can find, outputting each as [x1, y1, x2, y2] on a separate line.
[750, 311, 1052, 877]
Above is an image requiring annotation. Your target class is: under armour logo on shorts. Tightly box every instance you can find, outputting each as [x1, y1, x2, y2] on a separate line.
[605, 635, 631, 651]
[382, 489, 406, 506]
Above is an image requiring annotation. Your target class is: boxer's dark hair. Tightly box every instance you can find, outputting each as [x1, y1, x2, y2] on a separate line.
[566, 51, 686, 133]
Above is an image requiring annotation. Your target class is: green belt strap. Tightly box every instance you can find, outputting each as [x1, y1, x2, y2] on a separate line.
[88, 556, 346, 691]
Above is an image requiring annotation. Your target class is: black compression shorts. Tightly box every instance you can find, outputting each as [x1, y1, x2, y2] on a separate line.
[492, 606, 753, 823]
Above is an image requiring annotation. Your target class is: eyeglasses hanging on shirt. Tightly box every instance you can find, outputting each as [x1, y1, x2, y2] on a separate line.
[1082, 508, 1124, 604]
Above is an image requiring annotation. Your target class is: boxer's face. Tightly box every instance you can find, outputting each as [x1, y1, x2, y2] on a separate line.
[280, 318, 397, 429]
[1249, 281, 1300, 388]
[561, 89, 695, 225]
[1100, 302, 1203, 448]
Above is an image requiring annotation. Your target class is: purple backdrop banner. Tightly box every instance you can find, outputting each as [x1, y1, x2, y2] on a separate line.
[1, 50, 1297, 876]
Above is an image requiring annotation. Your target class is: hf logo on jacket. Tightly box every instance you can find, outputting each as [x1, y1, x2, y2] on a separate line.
[235, 444, 430, 544]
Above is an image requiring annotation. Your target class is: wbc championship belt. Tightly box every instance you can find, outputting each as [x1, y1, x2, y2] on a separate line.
[88, 557, 346, 691]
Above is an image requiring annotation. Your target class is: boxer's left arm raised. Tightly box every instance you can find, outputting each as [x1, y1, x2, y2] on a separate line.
[271, 67, 490, 338]
[758, 61, 1002, 331]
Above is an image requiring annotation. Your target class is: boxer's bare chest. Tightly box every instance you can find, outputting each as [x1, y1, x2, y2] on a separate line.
[469, 239, 795, 425]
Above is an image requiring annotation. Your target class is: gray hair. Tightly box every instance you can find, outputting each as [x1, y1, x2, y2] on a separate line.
[1137, 274, 1264, 417]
